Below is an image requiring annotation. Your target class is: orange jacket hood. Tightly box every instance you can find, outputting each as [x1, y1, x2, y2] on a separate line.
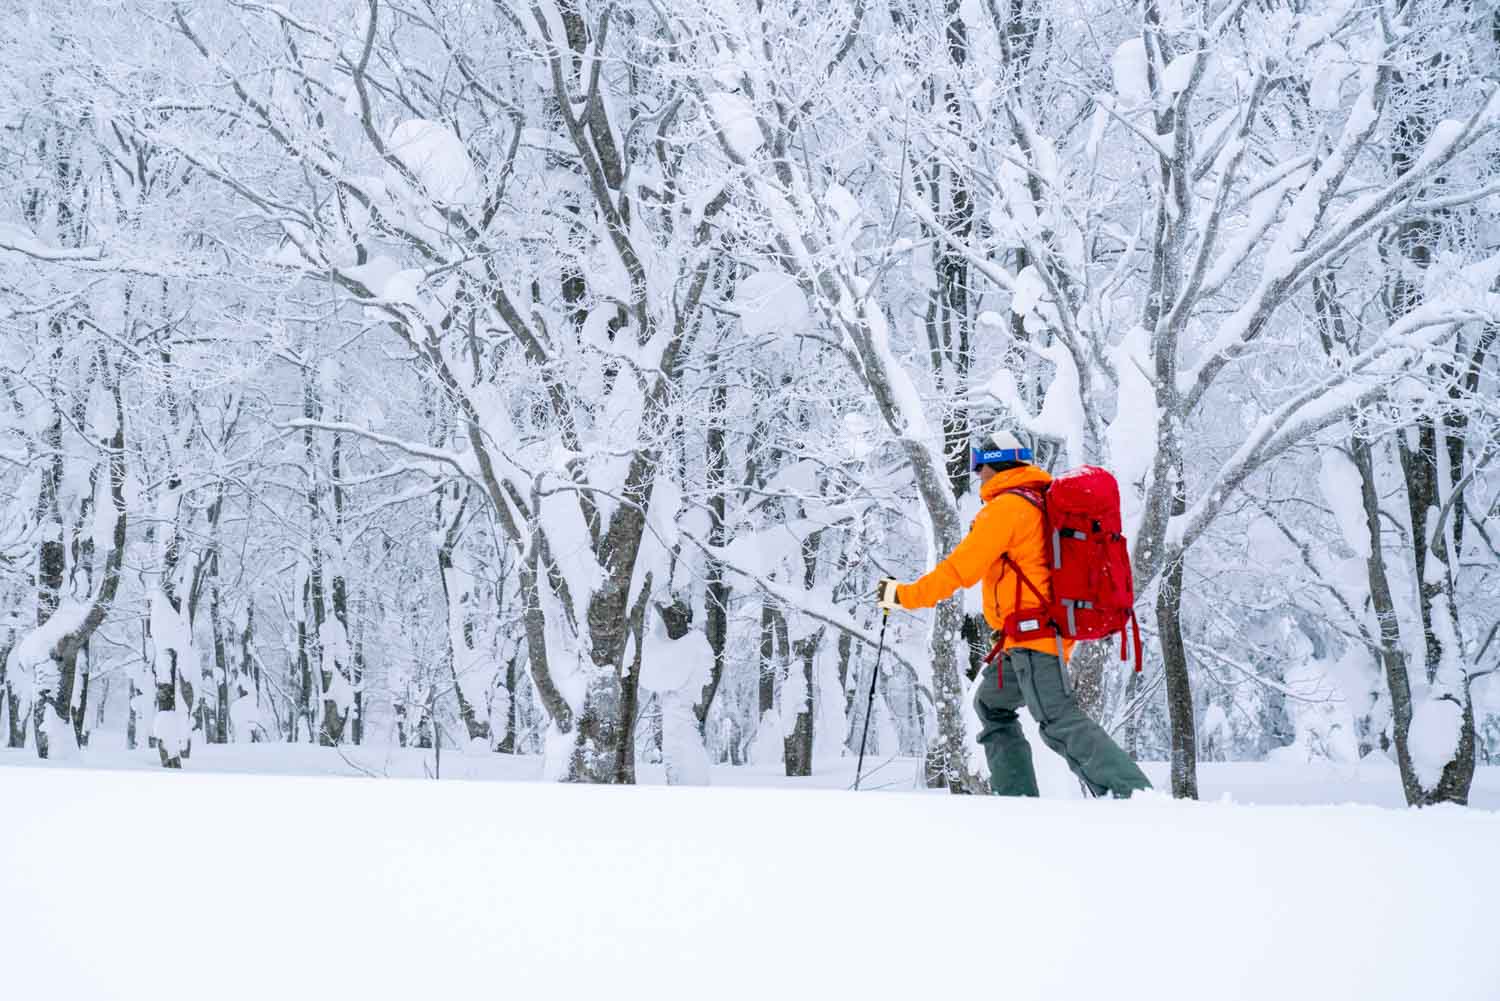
[979, 465, 1052, 503]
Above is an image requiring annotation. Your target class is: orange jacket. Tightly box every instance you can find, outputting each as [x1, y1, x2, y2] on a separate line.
[896, 465, 1074, 658]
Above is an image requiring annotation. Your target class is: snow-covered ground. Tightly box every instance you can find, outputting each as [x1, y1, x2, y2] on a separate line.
[2, 747, 1497, 1000]
[5, 737, 1499, 807]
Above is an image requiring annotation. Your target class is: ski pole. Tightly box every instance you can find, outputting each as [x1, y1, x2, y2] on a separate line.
[853, 610, 889, 791]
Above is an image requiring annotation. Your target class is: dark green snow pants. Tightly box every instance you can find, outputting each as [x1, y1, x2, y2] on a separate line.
[974, 648, 1152, 798]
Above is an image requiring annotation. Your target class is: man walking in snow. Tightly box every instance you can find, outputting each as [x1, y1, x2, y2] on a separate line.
[875, 433, 1151, 798]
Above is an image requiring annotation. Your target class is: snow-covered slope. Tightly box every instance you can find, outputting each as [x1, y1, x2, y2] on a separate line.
[3, 765, 1496, 1001]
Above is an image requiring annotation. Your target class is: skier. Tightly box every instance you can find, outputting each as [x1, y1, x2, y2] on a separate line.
[875, 433, 1152, 798]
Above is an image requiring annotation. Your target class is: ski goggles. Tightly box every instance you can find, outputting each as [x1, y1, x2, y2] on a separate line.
[971, 446, 1032, 470]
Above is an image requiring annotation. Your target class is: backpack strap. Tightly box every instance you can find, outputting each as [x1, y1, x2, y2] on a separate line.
[1116, 607, 1144, 671]
[1000, 486, 1046, 512]
[1130, 608, 1143, 671]
[994, 487, 1053, 607]
[1001, 486, 1061, 568]
[1000, 553, 1052, 607]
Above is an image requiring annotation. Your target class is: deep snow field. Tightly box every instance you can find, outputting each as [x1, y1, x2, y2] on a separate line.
[3, 742, 1498, 1001]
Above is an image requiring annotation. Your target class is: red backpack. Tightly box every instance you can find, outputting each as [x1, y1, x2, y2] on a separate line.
[983, 466, 1144, 672]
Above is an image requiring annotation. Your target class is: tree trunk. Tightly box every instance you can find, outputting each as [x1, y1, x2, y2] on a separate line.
[1158, 529, 1198, 797]
[1350, 436, 1421, 795]
[210, 591, 229, 745]
[321, 425, 352, 745]
[758, 600, 777, 725]
[350, 605, 365, 746]
[72, 644, 90, 748]
[126, 677, 138, 751]
[202, 491, 230, 745]
[155, 486, 190, 768]
[155, 665, 182, 769]
[1121, 668, 1143, 760]
[497, 654, 518, 754]
[559, 383, 682, 782]
[784, 532, 824, 777]
[33, 353, 128, 759]
[294, 577, 312, 744]
[240, 605, 260, 743]
[616, 580, 658, 785]
[567, 673, 623, 781]
[1396, 426, 1477, 805]
[415, 688, 434, 749]
[1378, 37, 1476, 806]
[784, 633, 818, 778]
[699, 372, 730, 731]
[2, 637, 24, 748]
[32, 403, 66, 760]
[938, 0, 975, 499]
[437, 487, 490, 745]
[1069, 640, 1112, 723]
[301, 379, 335, 747]
[923, 598, 983, 792]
